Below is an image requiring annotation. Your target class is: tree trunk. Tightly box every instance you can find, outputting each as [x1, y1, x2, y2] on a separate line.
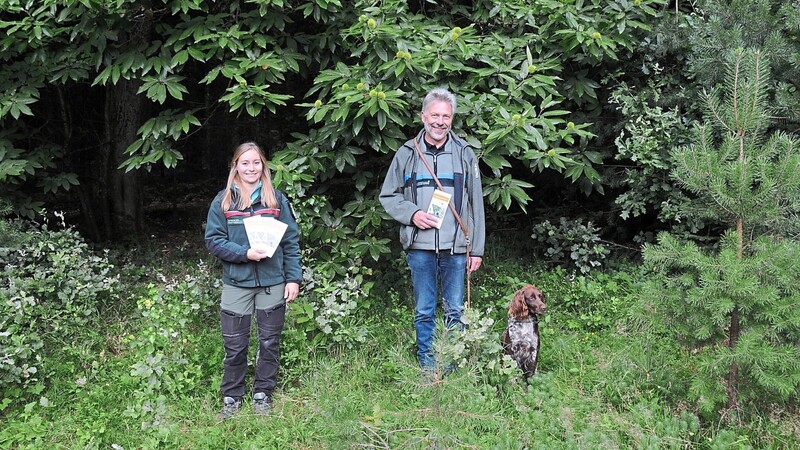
[726, 306, 739, 412]
[55, 85, 107, 241]
[726, 303, 740, 414]
[726, 119, 748, 417]
[106, 76, 145, 239]
[726, 217, 745, 417]
[725, 188, 745, 418]
[98, 21, 153, 240]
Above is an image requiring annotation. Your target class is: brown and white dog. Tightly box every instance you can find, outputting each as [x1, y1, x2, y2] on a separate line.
[501, 284, 547, 380]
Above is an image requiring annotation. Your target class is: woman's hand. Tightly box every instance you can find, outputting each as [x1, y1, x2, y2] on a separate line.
[284, 282, 300, 302]
[247, 247, 269, 261]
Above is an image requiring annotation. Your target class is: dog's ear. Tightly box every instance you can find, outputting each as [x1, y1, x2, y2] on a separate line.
[508, 289, 529, 319]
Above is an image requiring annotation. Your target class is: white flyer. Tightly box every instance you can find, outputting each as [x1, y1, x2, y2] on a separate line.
[242, 216, 288, 257]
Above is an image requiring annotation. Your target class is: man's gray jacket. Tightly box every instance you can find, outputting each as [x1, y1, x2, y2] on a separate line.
[379, 129, 485, 257]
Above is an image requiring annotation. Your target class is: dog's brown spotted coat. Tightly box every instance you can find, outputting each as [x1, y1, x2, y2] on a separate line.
[501, 284, 546, 379]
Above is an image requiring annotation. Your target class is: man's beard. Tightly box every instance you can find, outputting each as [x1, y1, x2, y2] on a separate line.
[424, 123, 449, 141]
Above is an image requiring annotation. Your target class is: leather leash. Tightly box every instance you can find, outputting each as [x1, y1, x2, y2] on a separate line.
[412, 137, 473, 309]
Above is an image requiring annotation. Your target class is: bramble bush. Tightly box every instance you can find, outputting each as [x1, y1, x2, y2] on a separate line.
[608, 75, 701, 239]
[489, 266, 632, 333]
[0, 216, 120, 406]
[550, 269, 631, 332]
[470, 255, 631, 334]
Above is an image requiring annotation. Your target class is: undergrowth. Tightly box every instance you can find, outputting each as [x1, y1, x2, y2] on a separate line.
[1, 226, 798, 449]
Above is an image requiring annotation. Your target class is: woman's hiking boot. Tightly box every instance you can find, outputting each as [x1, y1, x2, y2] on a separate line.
[253, 392, 271, 416]
[217, 396, 242, 420]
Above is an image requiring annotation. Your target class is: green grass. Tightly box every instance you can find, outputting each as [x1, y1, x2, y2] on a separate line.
[4, 319, 798, 449]
[2, 249, 799, 449]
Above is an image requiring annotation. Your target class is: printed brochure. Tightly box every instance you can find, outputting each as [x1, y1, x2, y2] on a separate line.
[242, 216, 287, 257]
[426, 189, 451, 229]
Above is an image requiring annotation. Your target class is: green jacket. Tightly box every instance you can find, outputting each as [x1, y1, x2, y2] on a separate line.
[205, 189, 302, 287]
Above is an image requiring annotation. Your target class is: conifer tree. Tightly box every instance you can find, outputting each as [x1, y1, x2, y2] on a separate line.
[639, 49, 800, 419]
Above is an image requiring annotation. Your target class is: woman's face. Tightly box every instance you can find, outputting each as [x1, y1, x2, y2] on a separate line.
[235, 148, 264, 187]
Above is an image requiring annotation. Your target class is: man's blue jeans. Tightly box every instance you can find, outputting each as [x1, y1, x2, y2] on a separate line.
[406, 249, 466, 368]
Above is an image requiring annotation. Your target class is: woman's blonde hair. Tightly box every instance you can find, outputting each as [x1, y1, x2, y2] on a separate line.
[221, 142, 278, 211]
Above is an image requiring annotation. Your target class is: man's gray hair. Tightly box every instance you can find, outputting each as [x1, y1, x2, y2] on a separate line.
[422, 87, 457, 115]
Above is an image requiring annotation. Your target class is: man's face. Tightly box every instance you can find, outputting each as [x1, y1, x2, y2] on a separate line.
[421, 100, 453, 145]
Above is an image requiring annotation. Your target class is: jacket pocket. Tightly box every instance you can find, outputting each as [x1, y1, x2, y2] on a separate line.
[399, 225, 416, 249]
[225, 263, 251, 284]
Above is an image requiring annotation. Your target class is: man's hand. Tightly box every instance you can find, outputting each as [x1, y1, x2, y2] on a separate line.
[467, 256, 482, 273]
[411, 210, 439, 229]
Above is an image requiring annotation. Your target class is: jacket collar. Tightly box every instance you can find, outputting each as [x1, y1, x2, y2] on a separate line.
[233, 180, 263, 203]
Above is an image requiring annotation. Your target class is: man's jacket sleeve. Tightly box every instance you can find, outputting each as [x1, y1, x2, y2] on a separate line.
[379, 151, 420, 225]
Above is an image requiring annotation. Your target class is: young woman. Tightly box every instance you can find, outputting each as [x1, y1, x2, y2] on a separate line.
[204, 142, 302, 419]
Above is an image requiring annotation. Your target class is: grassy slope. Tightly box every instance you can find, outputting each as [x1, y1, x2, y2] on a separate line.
[1, 330, 700, 449]
[5, 315, 799, 448]
[1, 237, 799, 449]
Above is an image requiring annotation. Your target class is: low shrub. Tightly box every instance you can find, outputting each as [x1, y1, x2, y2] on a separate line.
[436, 309, 518, 385]
[530, 217, 610, 273]
[124, 264, 219, 432]
[1, 218, 120, 406]
[286, 256, 373, 351]
[533, 268, 632, 332]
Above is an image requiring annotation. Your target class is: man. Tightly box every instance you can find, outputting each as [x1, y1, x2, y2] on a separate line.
[379, 87, 485, 369]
